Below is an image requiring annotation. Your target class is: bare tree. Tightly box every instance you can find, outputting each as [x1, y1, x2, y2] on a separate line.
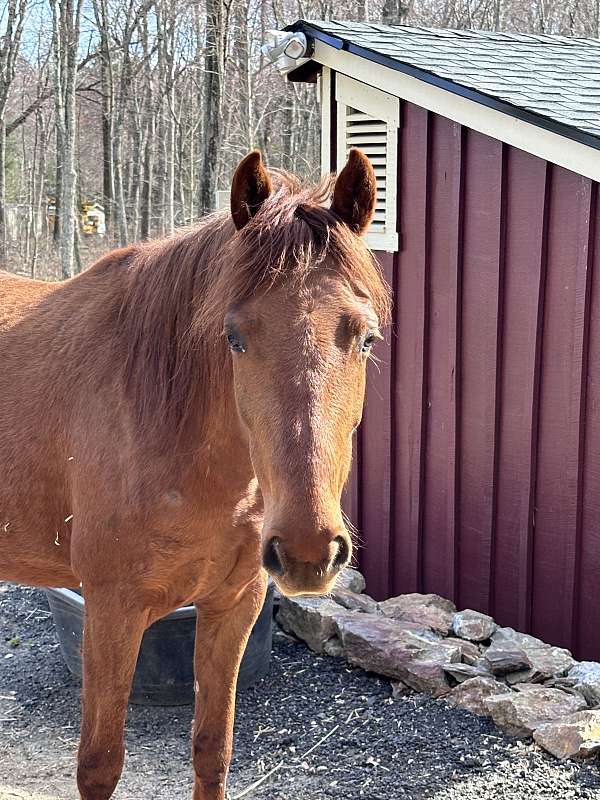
[382, 0, 409, 23]
[0, 0, 28, 260]
[51, 0, 84, 278]
[199, 0, 228, 215]
[92, 0, 115, 240]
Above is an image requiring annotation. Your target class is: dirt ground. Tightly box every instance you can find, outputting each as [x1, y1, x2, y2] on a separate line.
[1, 583, 599, 800]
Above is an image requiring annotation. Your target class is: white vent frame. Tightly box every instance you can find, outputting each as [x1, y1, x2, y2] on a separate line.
[335, 74, 399, 253]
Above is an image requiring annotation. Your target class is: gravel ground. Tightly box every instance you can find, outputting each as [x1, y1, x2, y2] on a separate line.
[1, 583, 599, 800]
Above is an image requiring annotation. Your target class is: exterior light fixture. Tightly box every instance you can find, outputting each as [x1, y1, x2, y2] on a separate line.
[261, 30, 310, 75]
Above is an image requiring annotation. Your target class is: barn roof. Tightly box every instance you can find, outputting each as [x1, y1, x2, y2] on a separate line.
[287, 20, 600, 152]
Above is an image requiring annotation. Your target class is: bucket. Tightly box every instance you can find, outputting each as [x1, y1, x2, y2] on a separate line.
[45, 582, 273, 706]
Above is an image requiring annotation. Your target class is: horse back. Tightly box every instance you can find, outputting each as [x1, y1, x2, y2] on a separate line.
[0, 270, 58, 327]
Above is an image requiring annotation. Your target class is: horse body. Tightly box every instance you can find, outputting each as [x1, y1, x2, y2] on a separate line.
[0, 264, 121, 589]
[0, 150, 389, 800]
[1, 248, 258, 602]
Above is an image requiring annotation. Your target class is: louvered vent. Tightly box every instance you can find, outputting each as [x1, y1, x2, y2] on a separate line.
[345, 106, 387, 232]
[332, 74, 398, 250]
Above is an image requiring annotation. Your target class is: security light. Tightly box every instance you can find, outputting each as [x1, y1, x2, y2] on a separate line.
[261, 30, 310, 75]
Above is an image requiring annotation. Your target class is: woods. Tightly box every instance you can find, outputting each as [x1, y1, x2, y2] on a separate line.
[0, 0, 598, 279]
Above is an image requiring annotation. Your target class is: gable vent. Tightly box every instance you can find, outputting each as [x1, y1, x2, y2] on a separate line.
[345, 107, 388, 232]
[335, 74, 399, 252]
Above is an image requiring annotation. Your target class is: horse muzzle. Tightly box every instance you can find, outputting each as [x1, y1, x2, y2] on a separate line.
[261, 530, 351, 596]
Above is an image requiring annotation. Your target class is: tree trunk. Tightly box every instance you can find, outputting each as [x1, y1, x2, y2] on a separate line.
[51, 0, 82, 279]
[0, 0, 28, 264]
[60, 122, 77, 277]
[199, 0, 225, 216]
[100, 45, 114, 238]
[53, 123, 62, 244]
[382, 0, 409, 24]
[112, 133, 128, 246]
[31, 111, 47, 278]
[140, 113, 155, 240]
[0, 120, 7, 263]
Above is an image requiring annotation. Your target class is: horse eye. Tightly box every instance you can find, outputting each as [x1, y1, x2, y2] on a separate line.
[361, 333, 377, 354]
[227, 332, 245, 353]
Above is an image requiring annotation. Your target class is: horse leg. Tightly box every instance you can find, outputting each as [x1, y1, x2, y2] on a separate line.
[192, 572, 268, 800]
[77, 592, 147, 800]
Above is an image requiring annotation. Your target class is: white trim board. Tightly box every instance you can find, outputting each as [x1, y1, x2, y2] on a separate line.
[312, 39, 600, 183]
[335, 74, 399, 252]
[319, 67, 332, 177]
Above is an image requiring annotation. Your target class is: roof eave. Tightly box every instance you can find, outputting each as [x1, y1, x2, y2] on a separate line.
[286, 19, 600, 153]
[287, 59, 321, 83]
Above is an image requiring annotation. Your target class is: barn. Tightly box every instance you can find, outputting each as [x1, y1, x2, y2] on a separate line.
[278, 21, 600, 660]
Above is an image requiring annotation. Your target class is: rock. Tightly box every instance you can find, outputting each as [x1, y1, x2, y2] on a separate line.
[527, 647, 576, 679]
[452, 609, 497, 642]
[335, 611, 437, 641]
[323, 636, 344, 658]
[483, 645, 531, 676]
[336, 567, 366, 594]
[486, 686, 587, 737]
[379, 593, 457, 636]
[391, 680, 412, 698]
[276, 596, 352, 653]
[333, 616, 432, 679]
[401, 659, 453, 697]
[447, 676, 505, 716]
[331, 588, 379, 614]
[568, 662, 600, 706]
[491, 628, 576, 679]
[492, 627, 546, 649]
[533, 710, 600, 760]
[506, 668, 541, 686]
[483, 643, 531, 676]
[446, 638, 482, 665]
[443, 663, 492, 684]
[334, 614, 462, 684]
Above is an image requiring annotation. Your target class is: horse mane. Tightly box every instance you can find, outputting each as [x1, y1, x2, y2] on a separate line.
[119, 171, 391, 448]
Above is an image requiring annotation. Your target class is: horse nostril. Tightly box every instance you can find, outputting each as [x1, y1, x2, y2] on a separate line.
[263, 537, 285, 576]
[331, 535, 350, 573]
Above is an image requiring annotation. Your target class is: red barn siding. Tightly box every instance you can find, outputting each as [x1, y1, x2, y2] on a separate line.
[492, 148, 548, 633]
[420, 113, 462, 602]
[340, 96, 600, 661]
[360, 253, 395, 599]
[530, 168, 593, 649]
[392, 103, 429, 595]
[577, 197, 600, 656]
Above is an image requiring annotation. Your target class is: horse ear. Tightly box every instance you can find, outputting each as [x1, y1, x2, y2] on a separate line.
[331, 148, 377, 235]
[230, 150, 273, 230]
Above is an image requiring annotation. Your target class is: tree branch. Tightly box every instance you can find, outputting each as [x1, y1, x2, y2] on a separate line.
[6, 51, 99, 136]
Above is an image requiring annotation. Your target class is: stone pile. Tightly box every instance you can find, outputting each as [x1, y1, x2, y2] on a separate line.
[276, 568, 600, 761]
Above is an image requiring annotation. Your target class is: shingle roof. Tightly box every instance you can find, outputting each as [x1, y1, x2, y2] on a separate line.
[288, 20, 600, 150]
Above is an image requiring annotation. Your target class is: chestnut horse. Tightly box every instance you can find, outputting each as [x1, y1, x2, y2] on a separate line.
[0, 149, 389, 799]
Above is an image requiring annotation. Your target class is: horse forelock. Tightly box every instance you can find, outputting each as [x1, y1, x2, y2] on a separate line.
[119, 171, 391, 447]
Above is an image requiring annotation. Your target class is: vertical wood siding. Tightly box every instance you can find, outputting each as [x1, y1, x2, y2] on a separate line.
[392, 103, 429, 595]
[577, 189, 600, 657]
[359, 253, 395, 599]
[341, 97, 600, 661]
[492, 149, 548, 633]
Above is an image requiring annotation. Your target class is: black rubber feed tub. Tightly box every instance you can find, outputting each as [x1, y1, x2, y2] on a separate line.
[45, 582, 273, 706]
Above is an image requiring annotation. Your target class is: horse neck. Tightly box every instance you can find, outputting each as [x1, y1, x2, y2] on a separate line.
[121, 218, 239, 452]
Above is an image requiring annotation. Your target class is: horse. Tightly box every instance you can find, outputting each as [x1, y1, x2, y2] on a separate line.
[0, 148, 390, 800]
